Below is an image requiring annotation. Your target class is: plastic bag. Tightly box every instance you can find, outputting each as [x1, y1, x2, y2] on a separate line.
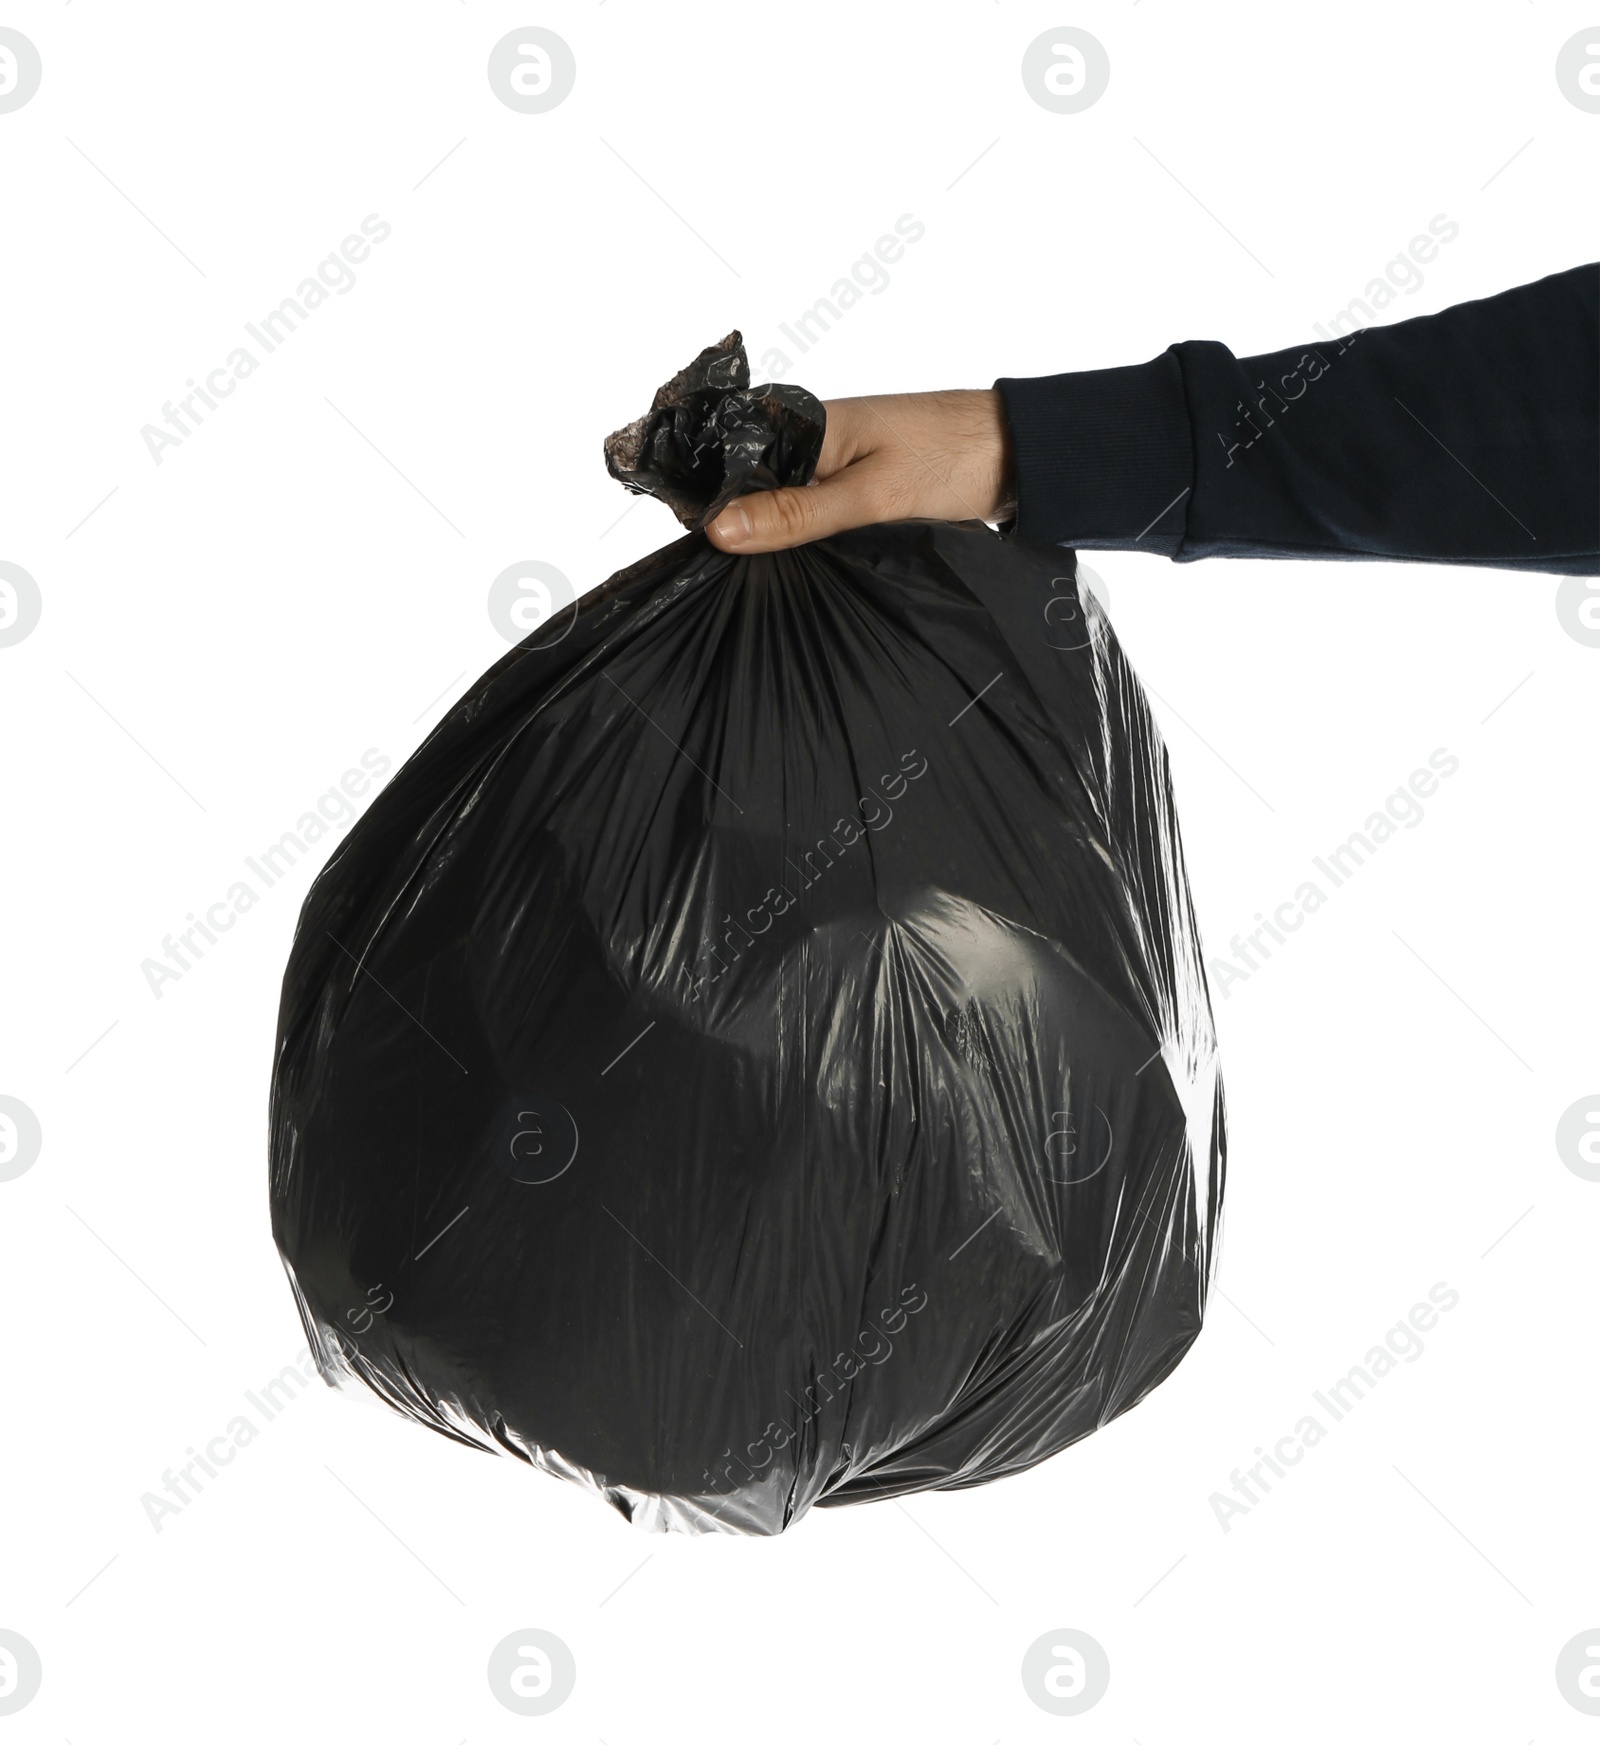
[269, 333, 1225, 1535]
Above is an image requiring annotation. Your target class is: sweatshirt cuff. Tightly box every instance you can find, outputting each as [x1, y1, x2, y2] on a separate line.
[994, 351, 1193, 552]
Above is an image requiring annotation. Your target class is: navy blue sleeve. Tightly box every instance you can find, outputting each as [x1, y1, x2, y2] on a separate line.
[995, 263, 1599, 574]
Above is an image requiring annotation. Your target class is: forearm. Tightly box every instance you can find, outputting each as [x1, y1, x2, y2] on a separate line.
[996, 264, 1600, 574]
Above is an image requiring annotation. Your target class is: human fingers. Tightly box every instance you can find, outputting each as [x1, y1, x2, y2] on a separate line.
[704, 454, 907, 553]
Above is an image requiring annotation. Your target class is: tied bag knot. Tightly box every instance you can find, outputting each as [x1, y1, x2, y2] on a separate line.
[602, 330, 825, 531]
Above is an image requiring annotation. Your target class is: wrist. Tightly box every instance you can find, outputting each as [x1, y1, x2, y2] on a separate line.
[993, 354, 1191, 549]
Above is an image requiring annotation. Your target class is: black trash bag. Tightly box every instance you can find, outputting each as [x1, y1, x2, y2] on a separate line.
[269, 333, 1226, 1536]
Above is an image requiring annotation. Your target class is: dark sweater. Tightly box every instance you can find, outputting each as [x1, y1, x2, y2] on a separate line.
[995, 263, 1599, 574]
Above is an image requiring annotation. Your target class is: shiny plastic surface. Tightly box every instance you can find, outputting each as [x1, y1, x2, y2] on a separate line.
[270, 334, 1226, 1534]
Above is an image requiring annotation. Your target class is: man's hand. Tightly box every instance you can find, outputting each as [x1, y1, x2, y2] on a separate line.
[705, 389, 1014, 554]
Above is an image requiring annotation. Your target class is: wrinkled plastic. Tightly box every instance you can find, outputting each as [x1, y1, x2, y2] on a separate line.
[269, 333, 1226, 1536]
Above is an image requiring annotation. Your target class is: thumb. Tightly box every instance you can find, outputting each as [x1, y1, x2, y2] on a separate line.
[704, 466, 888, 554]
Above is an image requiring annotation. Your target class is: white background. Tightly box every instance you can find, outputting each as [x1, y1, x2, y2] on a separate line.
[2, 2, 1598, 1738]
